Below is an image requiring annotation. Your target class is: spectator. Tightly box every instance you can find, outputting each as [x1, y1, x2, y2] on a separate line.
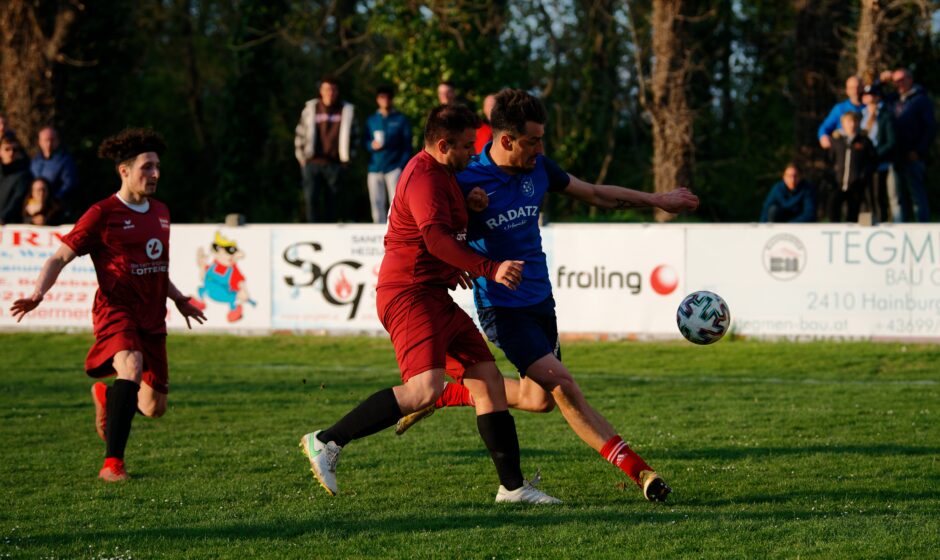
[0, 135, 32, 225]
[818, 76, 863, 149]
[860, 82, 897, 223]
[295, 76, 355, 222]
[30, 126, 78, 220]
[22, 177, 61, 225]
[760, 162, 817, 223]
[884, 69, 937, 222]
[364, 85, 412, 224]
[829, 112, 877, 222]
[474, 93, 496, 154]
[436, 81, 456, 106]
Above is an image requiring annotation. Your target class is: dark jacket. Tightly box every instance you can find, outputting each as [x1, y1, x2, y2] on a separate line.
[830, 133, 877, 191]
[30, 149, 78, 201]
[862, 104, 897, 164]
[760, 179, 817, 223]
[885, 85, 937, 161]
[0, 157, 32, 225]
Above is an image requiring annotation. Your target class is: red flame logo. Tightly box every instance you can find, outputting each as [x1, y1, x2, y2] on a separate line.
[334, 270, 353, 300]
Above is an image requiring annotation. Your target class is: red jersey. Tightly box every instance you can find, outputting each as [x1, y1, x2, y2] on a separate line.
[379, 150, 473, 290]
[474, 123, 492, 154]
[62, 194, 171, 336]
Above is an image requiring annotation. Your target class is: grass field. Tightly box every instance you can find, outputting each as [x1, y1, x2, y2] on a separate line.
[1, 333, 938, 559]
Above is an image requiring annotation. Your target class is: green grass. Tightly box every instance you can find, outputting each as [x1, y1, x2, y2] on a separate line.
[1, 333, 938, 559]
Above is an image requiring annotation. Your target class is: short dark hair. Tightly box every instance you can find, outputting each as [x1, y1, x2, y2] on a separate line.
[490, 88, 547, 136]
[784, 161, 802, 174]
[321, 75, 339, 87]
[438, 81, 455, 88]
[424, 104, 480, 146]
[98, 128, 166, 165]
[376, 84, 396, 97]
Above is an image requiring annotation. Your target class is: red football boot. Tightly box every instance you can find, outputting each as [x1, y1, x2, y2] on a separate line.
[91, 382, 108, 442]
[98, 458, 130, 482]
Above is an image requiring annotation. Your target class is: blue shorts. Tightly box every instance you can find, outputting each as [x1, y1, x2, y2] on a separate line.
[477, 296, 561, 376]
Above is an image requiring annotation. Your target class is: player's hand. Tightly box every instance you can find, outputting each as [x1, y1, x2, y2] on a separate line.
[466, 187, 489, 212]
[819, 135, 832, 150]
[175, 296, 207, 329]
[9, 293, 43, 323]
[494, 260, 524, 291]
[453, 271, 473, 290]
[656, 187, 700, 214]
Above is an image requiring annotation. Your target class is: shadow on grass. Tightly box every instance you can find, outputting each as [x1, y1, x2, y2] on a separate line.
[23, 505, 908, 547]
[660, 444, 940, 460]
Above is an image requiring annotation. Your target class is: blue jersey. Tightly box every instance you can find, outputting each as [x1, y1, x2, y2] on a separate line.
[456, 143, 570, 308]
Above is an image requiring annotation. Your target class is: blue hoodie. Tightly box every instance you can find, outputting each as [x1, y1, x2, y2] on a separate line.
[818, 99, 864, 140]
[455, 144, 569, 308]
[364, 110, 412, 173]
[760, 179, 817, 223]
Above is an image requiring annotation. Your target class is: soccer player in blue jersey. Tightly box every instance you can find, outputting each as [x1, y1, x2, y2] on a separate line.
[395, 88, 699, 502]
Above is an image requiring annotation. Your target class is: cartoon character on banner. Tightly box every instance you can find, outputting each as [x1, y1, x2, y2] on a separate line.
[189, 232, 256, 322]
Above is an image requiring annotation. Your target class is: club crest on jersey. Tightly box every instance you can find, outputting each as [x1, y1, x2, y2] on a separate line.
[146, 238, 164, 260]
[521, 176, 535, 197]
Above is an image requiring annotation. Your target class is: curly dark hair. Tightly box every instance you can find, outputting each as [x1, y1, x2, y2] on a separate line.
[97, 128, 166, 164]
[423, 104, 480, 146]
[490, 88, 546, 136]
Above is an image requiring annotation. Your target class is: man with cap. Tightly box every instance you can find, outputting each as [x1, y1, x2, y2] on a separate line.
[10, 128, 206, 482]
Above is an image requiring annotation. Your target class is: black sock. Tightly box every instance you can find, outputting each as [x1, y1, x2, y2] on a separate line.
[318, 388, 402, 447]
[106, 379, 140, 459]
[476, 410, 524, 491]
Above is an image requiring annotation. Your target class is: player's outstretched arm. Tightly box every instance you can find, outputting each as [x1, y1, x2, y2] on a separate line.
[563, 174, 699, 214]
[168, 281, 206, 329]
[10, 244, 77, 322]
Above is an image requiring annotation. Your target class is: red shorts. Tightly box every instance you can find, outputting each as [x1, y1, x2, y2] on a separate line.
[377, 285, 493, 382]
[86, 329, 169, 394]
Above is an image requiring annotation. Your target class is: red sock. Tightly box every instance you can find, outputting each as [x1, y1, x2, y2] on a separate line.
[434, 382, 475, 408]
[600, 435, 652, 485]
[103, 457, 124, 469]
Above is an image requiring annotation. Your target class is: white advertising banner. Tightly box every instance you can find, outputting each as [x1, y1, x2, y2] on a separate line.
[6, 222, 940, 340]
[166, 225, 273, 330]
[0, 225, 97, 328]
[548, 224, 687, 335]
[268, 225, 477, 332]
[685, 224, 940, 339]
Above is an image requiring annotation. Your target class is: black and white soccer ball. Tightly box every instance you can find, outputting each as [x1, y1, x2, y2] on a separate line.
[676, 290, 731, 345]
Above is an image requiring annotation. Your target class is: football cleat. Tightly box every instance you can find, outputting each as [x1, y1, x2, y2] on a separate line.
[639, 470, 672, 502]
[394, 404, 435, 435]
[98, 459, 130, 482]
[495, 471, 561, 504]
[299, 430, 341, 496]
[91, 382, 108, 442]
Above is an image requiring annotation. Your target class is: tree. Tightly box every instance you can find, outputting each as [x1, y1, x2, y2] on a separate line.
[0, 0, 79, 149]
[628, 0, 695, 222]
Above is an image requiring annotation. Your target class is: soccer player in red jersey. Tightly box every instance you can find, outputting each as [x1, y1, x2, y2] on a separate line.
[300, 104, 559, 504]
[10, 128, 206, 482]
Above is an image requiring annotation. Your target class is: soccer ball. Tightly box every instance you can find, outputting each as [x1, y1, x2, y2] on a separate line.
[676, 291, 731, 345]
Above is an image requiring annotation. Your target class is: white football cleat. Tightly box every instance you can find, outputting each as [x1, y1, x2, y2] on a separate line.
[299, 430, 342, 496]
[495, 472, 561, 504]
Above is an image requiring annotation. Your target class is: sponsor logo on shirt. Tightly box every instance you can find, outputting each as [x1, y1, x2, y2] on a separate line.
[484, 205, 540, 230]
[123, 219, 134, 230]
[131, 261, 168, 275]
[146, 238, 164, 260]
[159, 217, 170, 230]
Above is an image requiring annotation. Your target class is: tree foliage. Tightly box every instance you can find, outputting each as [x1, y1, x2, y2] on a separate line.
[0, 0, 938, 223]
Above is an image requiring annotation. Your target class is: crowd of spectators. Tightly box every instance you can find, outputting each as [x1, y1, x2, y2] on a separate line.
[761, 67, 937, 224]
[0, 116, 79, 226]
[293, 77, 495, 224]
